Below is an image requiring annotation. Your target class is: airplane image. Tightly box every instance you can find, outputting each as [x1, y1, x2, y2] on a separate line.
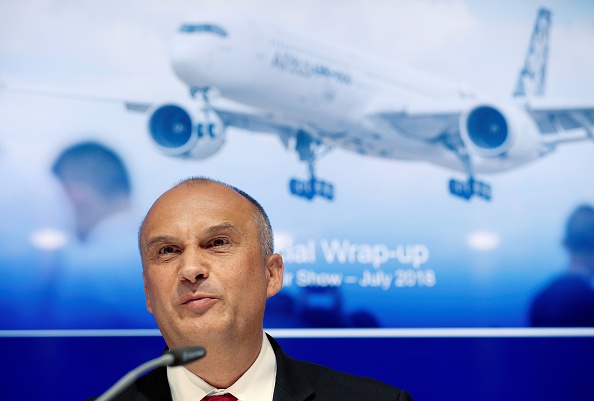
[3, 7, 593, 202]
[130, 7, 592, 202]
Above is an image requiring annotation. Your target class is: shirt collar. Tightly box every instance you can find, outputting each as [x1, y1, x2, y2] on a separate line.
[167, 333, 277, 401]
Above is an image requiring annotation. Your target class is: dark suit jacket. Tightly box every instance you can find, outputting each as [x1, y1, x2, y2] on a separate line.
[93, 335, 413, 401]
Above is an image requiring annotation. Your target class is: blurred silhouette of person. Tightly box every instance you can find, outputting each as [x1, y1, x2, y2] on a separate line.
[263, 286, 380, 328]
[52, 141, 132, 242]
[297, 286, 380, 328]
[49, 140, 153, 328]
[263, 291, 298, 328]
[529, 204, 594, 327]
[298, 286, 346, 328]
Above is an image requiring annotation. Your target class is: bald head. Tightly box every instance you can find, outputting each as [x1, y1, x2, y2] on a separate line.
[138, 177, 274, 262]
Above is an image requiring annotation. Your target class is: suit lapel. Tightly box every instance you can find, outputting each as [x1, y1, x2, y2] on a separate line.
[268, 335, 314, 401]
[132, 366, 173, 401]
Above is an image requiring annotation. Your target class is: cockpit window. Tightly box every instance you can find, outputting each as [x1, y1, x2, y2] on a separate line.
[179, 24, 227, 37]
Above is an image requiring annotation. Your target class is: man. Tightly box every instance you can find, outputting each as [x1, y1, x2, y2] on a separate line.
[530, 204, 594, 327]
[102, 177, 412, 400]
[50, 141, 152, 328]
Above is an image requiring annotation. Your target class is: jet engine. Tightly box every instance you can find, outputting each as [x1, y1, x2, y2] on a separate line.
[147, 103, 225, 159]
[459, 103, 541, 161]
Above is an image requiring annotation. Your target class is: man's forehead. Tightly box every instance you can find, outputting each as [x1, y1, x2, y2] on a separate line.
[147, 182, 229, 212]
[142, 182, 255, 235]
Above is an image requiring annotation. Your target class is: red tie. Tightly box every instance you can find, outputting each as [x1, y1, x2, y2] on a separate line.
[201, 394, 237, 401]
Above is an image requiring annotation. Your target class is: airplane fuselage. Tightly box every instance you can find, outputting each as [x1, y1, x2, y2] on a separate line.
[169, 13, 542, 175]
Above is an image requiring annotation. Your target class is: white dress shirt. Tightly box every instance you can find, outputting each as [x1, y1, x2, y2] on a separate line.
[167, 333, 277, 401]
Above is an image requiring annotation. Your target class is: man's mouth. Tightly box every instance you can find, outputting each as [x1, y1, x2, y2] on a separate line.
[179, 294, 218, 309]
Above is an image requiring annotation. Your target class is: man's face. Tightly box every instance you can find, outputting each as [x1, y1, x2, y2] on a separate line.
[140, 182, 283, 347]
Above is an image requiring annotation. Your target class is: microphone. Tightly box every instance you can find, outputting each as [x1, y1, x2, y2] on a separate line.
[166, 346, 207, 366]
[95, 346, 206, 401]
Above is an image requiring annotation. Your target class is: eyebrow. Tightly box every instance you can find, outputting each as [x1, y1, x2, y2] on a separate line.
[144, 235, 178, 252]
[143, 223, 241, 251]
[204, 222, 240, 236]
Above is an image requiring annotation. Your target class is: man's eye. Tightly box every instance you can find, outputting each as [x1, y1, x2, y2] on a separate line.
[211, 238, 229, 247]
[158, 245, 177, 254]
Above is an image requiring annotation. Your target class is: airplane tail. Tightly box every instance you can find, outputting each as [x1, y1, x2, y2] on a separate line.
[513, 8, 552, 97]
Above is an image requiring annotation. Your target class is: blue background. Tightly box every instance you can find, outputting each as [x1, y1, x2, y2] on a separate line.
[2, 335, 594, 401]
[1, 0, 593, 330]
[1, 0, 594, 400]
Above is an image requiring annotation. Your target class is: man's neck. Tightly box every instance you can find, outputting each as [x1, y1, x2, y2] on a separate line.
[182, 331, 264, 389]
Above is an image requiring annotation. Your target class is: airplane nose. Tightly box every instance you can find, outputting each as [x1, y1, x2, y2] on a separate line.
[170, 34, 218, 88]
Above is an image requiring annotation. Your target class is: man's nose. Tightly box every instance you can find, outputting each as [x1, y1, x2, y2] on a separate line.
[178, 248, 209, 283]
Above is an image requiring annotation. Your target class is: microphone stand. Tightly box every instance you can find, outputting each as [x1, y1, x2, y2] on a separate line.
[96, 346, 206, 401]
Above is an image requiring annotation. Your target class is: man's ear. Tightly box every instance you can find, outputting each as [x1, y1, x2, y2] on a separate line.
[143, 272, 154, 314]
[266, 253, 284, 298]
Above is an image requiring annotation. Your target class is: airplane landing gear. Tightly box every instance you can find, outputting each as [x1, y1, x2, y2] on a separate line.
[449, 177, 491, 201]
[289, 130, 335, 201]
[290, 176, 334, 201]
[442, 131, 492, 202]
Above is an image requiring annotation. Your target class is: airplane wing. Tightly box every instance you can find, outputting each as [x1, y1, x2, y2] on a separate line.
[374, 110, 460, 141]
[0, 83, 299, 146]
[210, 103, 296, 149]
[524, 98, 594, 143]
[0, 82, 145, 109]
[124, 94, 297, 141]
[373, 97, 594, 145]
[366, 96, 467, 141]
[368, 96, 594, 201]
